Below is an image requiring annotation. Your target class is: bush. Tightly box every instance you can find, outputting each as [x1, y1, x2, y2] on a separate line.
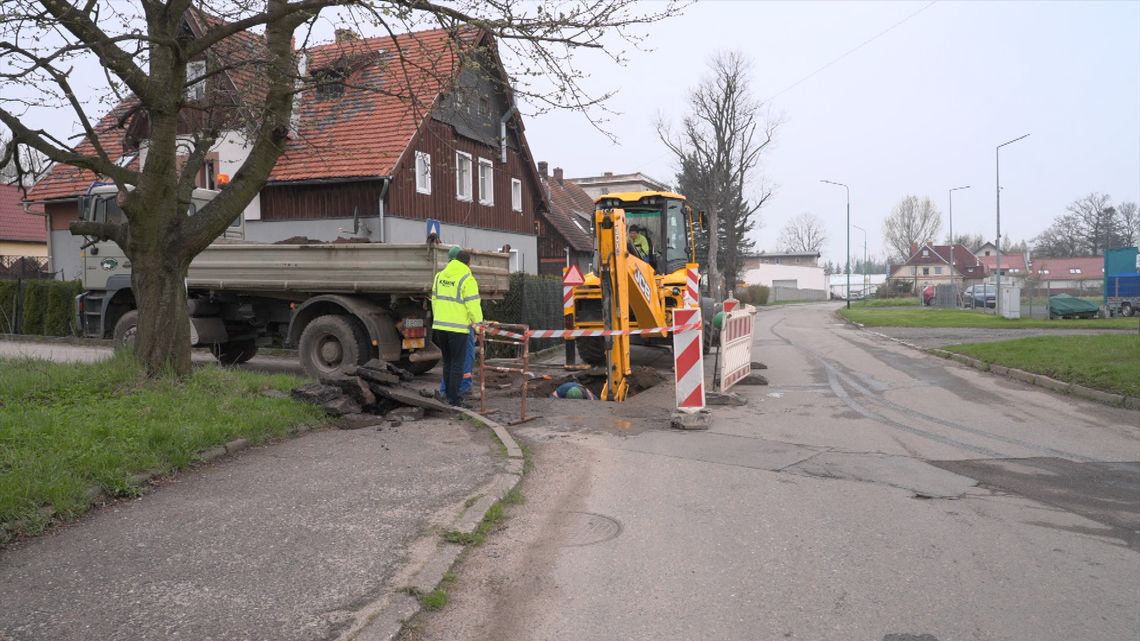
[0, 280, 18, 333]
[20, 280, 45, 335]
[43, 281, 82, 336]
[875, 280, 915, 299]
[10, 280, 82, 336]
[737, 284, 769, 306]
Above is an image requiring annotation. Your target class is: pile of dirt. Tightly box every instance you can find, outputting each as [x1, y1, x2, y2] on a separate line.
[291, 359, 456, 428]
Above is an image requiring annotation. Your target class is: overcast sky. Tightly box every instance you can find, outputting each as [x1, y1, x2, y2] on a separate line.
[523, 0, 1140, 265]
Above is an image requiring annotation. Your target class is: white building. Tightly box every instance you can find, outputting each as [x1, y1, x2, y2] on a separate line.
[829, 273, 887, 299]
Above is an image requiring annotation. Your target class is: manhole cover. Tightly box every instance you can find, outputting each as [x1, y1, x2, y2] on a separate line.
[559, 511, 622, 547]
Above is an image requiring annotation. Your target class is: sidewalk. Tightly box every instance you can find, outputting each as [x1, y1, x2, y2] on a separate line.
[0, 418, 506, 641]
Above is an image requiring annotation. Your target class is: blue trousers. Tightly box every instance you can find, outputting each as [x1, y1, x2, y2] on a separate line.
[439, 328, 475, 396]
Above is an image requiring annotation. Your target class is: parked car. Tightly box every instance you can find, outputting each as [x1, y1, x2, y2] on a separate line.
[962, 284, 996, 308]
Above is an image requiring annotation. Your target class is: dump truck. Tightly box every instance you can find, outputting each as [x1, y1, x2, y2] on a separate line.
[1104, 246, 1140, 317]
[564, 191, 705, 401]
[74, 184, 510, 377]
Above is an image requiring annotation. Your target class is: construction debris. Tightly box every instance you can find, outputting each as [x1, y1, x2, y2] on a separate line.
[291, 359, 457, 419]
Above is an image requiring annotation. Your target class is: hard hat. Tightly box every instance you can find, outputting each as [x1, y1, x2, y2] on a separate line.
[448, 246, 461, 260]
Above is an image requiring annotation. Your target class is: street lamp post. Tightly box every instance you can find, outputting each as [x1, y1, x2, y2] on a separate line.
[820, 180, 850, 308]
[853, 224, 867, 299]
[995, 134, 1030, 315]
[948, 185, 970, 290]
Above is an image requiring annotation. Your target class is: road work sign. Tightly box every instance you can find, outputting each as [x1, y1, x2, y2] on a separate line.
[717, 304, 754, 392]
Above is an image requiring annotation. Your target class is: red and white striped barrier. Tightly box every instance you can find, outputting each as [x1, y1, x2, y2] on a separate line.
[562, 285, 574, 315]
[672, 308, 705, 410]
[481, 322, 702, 341]
[685, 263, 699, 306]
[717, 302, 755, 392]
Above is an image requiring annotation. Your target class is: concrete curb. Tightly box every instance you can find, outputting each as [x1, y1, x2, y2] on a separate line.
[860, 328, 1137, 411]
[340, 409, 526, 641]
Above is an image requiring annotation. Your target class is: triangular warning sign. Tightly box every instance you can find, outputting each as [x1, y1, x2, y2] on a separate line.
[563, 264, 585, 286]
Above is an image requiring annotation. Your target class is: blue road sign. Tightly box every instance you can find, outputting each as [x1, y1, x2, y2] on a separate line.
[426, 218, 441, 239]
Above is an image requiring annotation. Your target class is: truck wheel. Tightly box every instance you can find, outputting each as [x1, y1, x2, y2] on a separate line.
[211, 339, 258, 366]
[577, 337, 607, 366]
[112, 310, 139, 352]
[299, 315, 370, 378]
[1123, 302, 1134, 317]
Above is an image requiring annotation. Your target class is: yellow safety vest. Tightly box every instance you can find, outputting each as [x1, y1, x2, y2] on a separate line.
[432, 259, 483, 334]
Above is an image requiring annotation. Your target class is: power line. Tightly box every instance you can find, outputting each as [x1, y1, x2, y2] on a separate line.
[759, 0, 939, 106]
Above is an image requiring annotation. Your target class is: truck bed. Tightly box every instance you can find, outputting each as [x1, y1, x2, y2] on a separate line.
[186, 242, 511, 298]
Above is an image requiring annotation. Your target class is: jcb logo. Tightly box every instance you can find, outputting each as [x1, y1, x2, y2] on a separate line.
[632, 268, 654, 303]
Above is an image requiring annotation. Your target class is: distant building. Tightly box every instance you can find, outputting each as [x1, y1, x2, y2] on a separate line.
[568, 171, 671, 200]
[888, 242, 986, 291]
[742, 251, 820, 269]
[0, 184, 46, 257]
[829, 273, 887, 300]
[1030, 256, 1104, 292]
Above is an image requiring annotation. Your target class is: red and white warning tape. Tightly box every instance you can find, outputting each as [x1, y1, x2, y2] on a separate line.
[479, 322, 702, 341]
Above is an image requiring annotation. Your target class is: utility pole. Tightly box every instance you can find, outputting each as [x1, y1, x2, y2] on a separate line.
[821, 180, 850, 308]
[995, 134, 1030, 315]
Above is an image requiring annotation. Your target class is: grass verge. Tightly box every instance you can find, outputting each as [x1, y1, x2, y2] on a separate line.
[944, 335, 1140, 397]
[851, 297, 921, 308]
[840, 307, 1140, 330]
[0, 352, 325, 542]
[442, 500, 507, 547]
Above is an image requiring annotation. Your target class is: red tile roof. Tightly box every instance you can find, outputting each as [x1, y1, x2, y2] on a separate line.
[900, 243, 986, 278]
[26, 100, 140, 202]
[1031, 256, 1104, 280]
[0, 184, 46, 243]
[270, 27, 474, 182]
[541, 169, 594, 252]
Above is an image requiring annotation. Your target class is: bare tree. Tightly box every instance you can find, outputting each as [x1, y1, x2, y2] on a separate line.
[1033, 193, 1130, 257]
[658, 51, 777, 299]
[778, 212, 827, 253]
[1116, 201, 1138, 247]
[0, 0, 682, 376]
[883, 195, 941, 261]
[0, 131, 48, 186]
[947, 232, 985, 253]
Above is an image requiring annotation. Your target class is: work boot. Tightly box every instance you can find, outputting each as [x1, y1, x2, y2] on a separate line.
[432, 390, 447, 404]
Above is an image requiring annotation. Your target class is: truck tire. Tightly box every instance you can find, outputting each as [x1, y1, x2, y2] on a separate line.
[112, 310, 139, 352]
[1123, 302, 1134, 317]
[211, 339, 258, 366]
[298, 315, 371, 378]
[577, 336, 607, 366]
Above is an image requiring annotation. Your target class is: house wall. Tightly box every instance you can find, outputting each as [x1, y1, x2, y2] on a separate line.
[138, 131, 261, 220]
[741, 264, 826, 291]
[0, 241, 47, 257]
[386, 119, 538, 236]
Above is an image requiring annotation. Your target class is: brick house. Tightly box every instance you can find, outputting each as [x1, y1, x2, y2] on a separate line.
[536, 162, 594, 276]
[28, 13, 548, 277]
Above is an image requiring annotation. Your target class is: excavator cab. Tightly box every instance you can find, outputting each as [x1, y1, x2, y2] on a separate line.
[567, 191, 702, 400]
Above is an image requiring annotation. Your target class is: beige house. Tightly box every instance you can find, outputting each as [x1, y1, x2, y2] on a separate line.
[0, 184, 46, 257]
[568, 171, 671, 199]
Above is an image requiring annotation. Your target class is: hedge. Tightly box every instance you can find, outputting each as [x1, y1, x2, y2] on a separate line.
[737, 284, 769, 306]
[3, 279, 82, 336]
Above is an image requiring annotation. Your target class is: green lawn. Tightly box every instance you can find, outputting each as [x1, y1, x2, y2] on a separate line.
[840, 307, 1140, 330]
[0, 353, 325, 542]
[945, 335, 1140, 398]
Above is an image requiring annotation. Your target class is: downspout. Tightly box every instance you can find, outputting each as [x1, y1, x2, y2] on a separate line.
[377, 177, 390, 243]
[500, 104, 518, 163]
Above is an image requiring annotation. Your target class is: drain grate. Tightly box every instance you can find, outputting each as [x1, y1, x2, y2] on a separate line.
[559, 511, 622, 547]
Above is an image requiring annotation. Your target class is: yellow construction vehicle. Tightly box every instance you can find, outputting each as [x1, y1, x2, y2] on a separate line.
[565, 191, 704, 401]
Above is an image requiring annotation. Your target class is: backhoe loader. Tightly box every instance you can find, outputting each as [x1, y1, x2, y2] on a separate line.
[565, 191, 704, 401]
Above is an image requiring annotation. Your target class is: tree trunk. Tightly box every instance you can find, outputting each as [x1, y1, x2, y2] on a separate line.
[131, 251, 192, 376]
[707, 206, 722, 300]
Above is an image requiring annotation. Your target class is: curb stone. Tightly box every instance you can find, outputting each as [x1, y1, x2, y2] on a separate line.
[860, 328, 1138, 412]
[340, 409, 526, 641]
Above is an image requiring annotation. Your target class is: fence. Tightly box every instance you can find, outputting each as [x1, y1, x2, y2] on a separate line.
[0, 255, 52, 280]
[482, 273, 564, 354]
[0, 278, 83, 336]
[769, 286, 828, 303]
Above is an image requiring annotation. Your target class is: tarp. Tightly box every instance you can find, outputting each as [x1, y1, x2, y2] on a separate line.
[1049, 294, 1099, 317]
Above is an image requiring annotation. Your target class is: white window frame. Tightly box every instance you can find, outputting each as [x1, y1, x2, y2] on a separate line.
[511, 178, 522, 212]
[455, 151, 473, 202]
[415, 151, 431, 195]
[186, 60, 206, 101]
[478, 158, 494, 206]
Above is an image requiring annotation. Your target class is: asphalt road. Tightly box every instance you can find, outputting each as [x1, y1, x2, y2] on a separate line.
[403, 302, 1140, 641]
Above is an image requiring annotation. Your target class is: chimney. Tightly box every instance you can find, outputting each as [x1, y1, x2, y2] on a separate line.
[335, 28, 359, 43]
[537, 161, 548, 178]
[554, 167, 564, 185]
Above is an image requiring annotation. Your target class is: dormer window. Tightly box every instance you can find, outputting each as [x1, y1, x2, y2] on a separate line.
[186, 60, 206, 101]
[922, 249, 929, 257]
[315, 67, 346, 100]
